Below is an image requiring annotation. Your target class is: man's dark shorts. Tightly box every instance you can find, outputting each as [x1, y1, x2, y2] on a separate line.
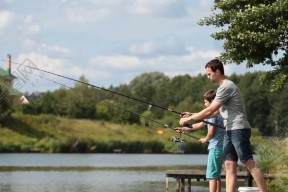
[223, 129, 253, 163]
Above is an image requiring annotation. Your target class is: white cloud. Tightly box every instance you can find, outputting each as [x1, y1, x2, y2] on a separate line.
[40, 44, 70, 54]
[23, 15, 34, 24]
[26, 23, 41, 34]
[11, 52, 90, 92]
[186, 0, 213, 20]
[128, 36, 188, 57]
[65, 6, 111, 24]
[0, 0, 15, 7]
[129, 42, 155, 54]
[224, 63, 274, 76]
[21, 38, 70, 55]
[22, 38, 37, 50]
[16, 52, 63, 70]
[128, 0, 187, 17]
[0, 10, 15, 30]
[89, 55, 142, 71]
[84, 48, 218, 87]
[89, 47, 220, 77]
[199, 0, 213, 8]
[62, 0, 187, 24]
[18, 15, 41, 36]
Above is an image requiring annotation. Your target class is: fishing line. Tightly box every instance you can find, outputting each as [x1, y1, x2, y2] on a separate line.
[12, 61, 224, 129]
[29, 73, 202, 142]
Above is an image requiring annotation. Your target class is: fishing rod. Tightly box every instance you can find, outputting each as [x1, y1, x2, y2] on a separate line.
[30, 73, 201, 142]
[13, 62, 224, 129]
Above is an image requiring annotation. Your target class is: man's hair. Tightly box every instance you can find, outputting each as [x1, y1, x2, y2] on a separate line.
[203, 89, 216, 103]
[205, 59, 224, 75]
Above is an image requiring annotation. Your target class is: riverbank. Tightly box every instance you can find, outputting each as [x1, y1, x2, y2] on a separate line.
[0, 113, 208, 153]
[0, 165, 206, 172]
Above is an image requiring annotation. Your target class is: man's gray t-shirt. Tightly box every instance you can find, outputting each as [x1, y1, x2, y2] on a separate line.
[214, 79, 250, 130]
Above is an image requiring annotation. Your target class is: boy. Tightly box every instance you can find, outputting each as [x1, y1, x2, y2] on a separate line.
[175, 89, 225, 192]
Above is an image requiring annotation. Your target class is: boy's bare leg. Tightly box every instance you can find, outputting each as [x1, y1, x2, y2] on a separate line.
[216, 179, 221, 192]
[209, 179, 217, 192]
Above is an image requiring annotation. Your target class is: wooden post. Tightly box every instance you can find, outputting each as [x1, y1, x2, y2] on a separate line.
[176, 178, 180, 192]
[166, 177, 169, 192]
[7, 54, 11, 75]
[180, 178, 185, 191]
[187, 178, 192, 191]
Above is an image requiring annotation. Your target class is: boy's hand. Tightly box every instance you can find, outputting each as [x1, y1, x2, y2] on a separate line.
[199, 137, 209, 143]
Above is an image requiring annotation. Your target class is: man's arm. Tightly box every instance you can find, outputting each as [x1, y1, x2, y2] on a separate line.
[179, 101, 222, 126]
[174, 122, 206, 133]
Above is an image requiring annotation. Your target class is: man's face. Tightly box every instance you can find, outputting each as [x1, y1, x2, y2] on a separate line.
[205, 67, 218, 83]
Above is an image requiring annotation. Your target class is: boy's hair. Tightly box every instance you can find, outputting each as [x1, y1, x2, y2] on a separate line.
[205, 59, 224, 75]
[203, 89, 216, 103]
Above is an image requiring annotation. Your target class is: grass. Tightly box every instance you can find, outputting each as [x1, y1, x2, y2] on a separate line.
[6, 113, 175, 141]
[0, 112, 207, 153]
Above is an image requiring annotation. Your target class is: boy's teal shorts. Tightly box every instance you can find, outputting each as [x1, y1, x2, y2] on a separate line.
[206, 147, 223, 179]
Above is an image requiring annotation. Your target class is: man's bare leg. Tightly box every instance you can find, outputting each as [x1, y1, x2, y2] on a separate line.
[225, 160, 237, 192]
[243, 159, 268, 192]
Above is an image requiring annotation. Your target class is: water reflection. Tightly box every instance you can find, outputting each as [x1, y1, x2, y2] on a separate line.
[0, 154, 209, 192]
[0, 171, 161, 192]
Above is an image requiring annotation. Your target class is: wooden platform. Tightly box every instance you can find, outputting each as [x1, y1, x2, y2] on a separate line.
[165, 169, 274, 192]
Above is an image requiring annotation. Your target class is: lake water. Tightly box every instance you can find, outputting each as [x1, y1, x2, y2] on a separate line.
[0, 154, 210, 192]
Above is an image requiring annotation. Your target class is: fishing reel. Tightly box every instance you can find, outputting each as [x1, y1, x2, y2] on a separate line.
[170, 136, 184, 143]
[170, 133, 184, 143]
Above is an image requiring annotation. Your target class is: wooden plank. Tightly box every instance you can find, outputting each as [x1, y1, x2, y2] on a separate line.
[166, 169, 274, 179]
[165, 169, 275, 191]
[166, 169, 251, 180]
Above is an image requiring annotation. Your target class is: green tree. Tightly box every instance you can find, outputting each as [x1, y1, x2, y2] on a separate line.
[128, 72, 170, 118]
[199, 0, 288, 91]
[53, 88, 69, 116]
[0, 86, 11, 121]
[237, 72, 271, 134]
[39, 91, 57, 114]
[66, 76, 96, 118]
[266, 84, 288, 136]
[95, 101, 112, 121]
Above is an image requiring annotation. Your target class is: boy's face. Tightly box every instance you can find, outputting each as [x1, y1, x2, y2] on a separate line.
[204, 99, 211, 107]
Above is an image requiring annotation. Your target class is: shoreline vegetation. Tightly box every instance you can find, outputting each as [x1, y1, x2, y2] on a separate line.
[0, 113, 208, 154]
[0, 165, 206, 172]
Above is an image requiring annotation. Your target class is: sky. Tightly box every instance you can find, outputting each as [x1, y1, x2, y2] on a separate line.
[0, 0, 273, 93]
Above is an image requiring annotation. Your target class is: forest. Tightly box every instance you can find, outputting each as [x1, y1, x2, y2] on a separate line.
[9, 71, 288, 137]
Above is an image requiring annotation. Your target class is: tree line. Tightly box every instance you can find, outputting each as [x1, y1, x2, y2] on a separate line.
[12, 71, 288, 136]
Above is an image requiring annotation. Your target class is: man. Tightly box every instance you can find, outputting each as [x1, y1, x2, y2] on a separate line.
[179, 59, 267, 192]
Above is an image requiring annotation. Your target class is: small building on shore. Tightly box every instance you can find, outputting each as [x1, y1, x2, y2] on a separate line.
[0, 54, 22, 106]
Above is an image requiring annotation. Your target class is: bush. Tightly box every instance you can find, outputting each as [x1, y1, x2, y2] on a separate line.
[183, 142, 208, 154]
[255, 138, 288, 192]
